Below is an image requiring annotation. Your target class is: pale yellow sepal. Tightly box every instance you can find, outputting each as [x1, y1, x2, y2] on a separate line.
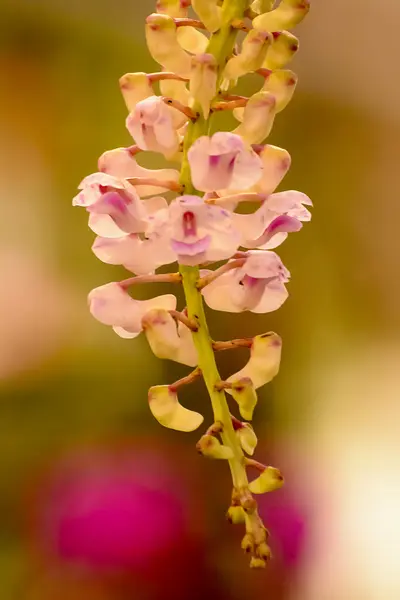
[190, 54, 218, 118]
[223, 30, 272, 81]
[148, 385, 204, 432]
[119, 73, 153, 112]
[237, 423, 258, 456]
[145, 14, 192, 78]
[232, 91, 276, 144]
[142, 308, 198, 367]
[253, 0, 310, 32]
[262, 69, 298, 112]
[230, 378, 258, 421]
[248, 466, 284, 494]
[263, 30, 299, 70]
[197, 435, 234, 459]
[192, 0, 222, 33]
[227, 332, 282, 390]
[177, 27, 209, 54]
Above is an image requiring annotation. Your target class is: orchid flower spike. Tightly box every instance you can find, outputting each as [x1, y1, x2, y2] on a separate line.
[74, 0, 311, 568]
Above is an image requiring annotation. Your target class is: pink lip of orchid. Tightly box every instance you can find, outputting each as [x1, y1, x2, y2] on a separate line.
[201, 251, 290, 313]
[188, 132, 263, 193]
[74, 0, 312, 568]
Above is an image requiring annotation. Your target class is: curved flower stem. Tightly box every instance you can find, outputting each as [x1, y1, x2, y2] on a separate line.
[178, 0, 257, 493]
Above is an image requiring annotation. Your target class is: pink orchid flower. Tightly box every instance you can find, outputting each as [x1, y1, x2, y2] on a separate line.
[188, 132, 263, 192]
[126, 96, 180, 158]
[202, 251, 290, 313]
[73, 173, 147, 238]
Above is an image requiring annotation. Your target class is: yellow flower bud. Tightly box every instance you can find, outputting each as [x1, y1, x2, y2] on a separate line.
[227, 505, 246, 525]
[148, 385, 204, 432]
[263, 30, 299, 70]
[190, 54, 218, 118]
[232, 91, 276, 144]
[230, 377, 258, 421]
[145, 14, 192, 77]
[248, 466, 284, 494]
[192, 0, 222, 33]
[196, 435, 234, 459]
[253, 0, 310, 32]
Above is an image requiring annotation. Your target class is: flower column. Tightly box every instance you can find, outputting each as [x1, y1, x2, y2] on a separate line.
[74, 0, 311, 568]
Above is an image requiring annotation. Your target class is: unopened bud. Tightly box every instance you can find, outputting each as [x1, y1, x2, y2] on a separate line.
[156, 0, 188, 18]
[230, 377, 258, 421]
[256, 542, 272, 560]
[227, 332, 282, 390]
[190, 54, 218, 118]
[252, 144, 291, 196]
[263, 30, 299, 70]
[177, 26, 208, 55]
[262, 69, 298, 112]
[119, 72, 153, 112]
[250, 556, 267, 569]
[224, 30, 272, 81]
[236, 422, 258, 456]
[226, 505, 246, 525]
[248, 466, 284, 494]
[196, 435, 234, 459]
[253, 0, 310, 32]
[241, 533, 255, 553]
[192, 0, 222, 33]
[233, 91, 276, 144]
[148, 385, 204, 432]
[145, 14, 192, 78]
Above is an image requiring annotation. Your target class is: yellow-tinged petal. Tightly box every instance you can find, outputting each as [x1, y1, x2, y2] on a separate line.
[253, 0, 310, 32]
[192, 0, 222, 33]
[262, 69, 298, 112]
[177, 27, 209, 54]
[263, 30, 299, 70]
[248, 466, 284, 494]
[232, 91, 276, 144]
[230, 377, 258, 421]
[224, 30, 272, 81]
[145, 14, 192, 78]
[148, 385, 204, 432]
[196, 435, 234, 459]
[227, 332, 282, 390]
[237, 423, 258, 455]
[119, 73, 153, 112]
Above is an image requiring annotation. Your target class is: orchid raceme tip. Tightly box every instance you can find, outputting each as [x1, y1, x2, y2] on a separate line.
[74, 0, 312, 568]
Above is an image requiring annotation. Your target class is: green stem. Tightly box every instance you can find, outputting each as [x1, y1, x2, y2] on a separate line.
[179, 0, 251, 490]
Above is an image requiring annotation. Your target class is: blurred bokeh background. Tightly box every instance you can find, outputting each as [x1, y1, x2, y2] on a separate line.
[1, 0, 399, 598]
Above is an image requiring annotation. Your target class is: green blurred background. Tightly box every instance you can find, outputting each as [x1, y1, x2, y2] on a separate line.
[1, 0, 399, 598]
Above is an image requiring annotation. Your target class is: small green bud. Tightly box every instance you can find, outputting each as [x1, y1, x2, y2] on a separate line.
[227, 506, 246, 525]
[249, 466, 284, 494]
[148, 385, 204, 432]
[196, 435, 234, 460]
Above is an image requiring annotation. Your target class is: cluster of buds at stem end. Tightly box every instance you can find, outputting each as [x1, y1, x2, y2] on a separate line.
[73, 0, 311, 568]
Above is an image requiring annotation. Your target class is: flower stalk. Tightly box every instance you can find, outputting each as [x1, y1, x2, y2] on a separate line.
[74, 0, 311, 567]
